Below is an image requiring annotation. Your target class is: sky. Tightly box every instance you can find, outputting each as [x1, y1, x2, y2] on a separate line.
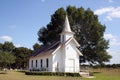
[0, 0, 120, 64]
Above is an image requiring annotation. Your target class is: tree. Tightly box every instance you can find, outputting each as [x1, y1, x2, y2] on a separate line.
[0, 42, 33, 69]
[13, 47, 32, 69]
[0, 42, 16, 68]
[0, 43, 3, 52]
[0, 52, 16, 68]
[33, 43, 41, 51]
[38, 6, 111, 64]
[2, 42, 15, 52]
[38, 7, 66, 44]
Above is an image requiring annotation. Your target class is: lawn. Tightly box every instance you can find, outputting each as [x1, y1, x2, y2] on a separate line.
[82, 68, 120, 80]
[0, 70, 81, 80]
[0, 68, 120, 80]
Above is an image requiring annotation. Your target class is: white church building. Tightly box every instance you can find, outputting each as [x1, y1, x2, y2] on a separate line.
[29, 16, 83, 73]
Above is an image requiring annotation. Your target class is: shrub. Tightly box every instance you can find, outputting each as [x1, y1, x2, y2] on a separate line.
[25, 71, 80, 77]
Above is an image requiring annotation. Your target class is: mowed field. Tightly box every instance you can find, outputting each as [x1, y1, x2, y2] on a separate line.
[83, 68, 120, 80]
[0, 68, 120, 80]
[0, 71, 81, 80]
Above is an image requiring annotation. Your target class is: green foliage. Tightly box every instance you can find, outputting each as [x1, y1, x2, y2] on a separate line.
[38, 7, 66, 44]
[25, 71, 80, 77]
[0, 42, 32, 69]
[0, 52, 16, 68]
[38, 6, 111, 64]
[93, 64, 120, 68]
[0, 41, 33, 69]
[33, 43, 41, 51]
[2, 42, 15, 52]
[0, 43, 3, 52]
[0, 42, 16, 68]
[13, 47, 32, 69]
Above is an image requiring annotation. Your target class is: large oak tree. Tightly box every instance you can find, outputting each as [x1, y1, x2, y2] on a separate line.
[38, 6, 111, 64]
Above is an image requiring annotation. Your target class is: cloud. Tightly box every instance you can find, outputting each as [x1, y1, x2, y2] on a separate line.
[94, 6, 120, 20]
[107, 49, 120, 64]
[104, 34, 120, 46]
[0, 35, 12, 42]
[107, 7, 120, 20]
[94, 7, 114, 15]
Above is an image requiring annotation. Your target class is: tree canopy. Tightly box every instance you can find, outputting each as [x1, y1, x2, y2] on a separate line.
[13, 47, 32, 69]
[0, 42, 15, 52]
[38, 6, 111, 64]
[0, 52, 16, 68]
[0, 42, 33, 69]
[33, 43, 41, 51]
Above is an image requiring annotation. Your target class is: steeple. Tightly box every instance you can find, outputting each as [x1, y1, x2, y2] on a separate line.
[63, 15, 73, 33]
[60, 15, 74, 43]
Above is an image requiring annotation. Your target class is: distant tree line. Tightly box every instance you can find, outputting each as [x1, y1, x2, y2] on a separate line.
[92, 64, 120, 68]
[81, 64, 120, 69]
[0, 41, 41, 70]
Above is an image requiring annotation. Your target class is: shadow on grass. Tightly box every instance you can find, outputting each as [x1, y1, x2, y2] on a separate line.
[0, 72, 7, 74]
[89, 72, 101, 76]
[17, 70, 26, 73]
[92, 72, 101, 74]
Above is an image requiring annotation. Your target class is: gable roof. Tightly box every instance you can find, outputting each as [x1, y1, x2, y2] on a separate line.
[30, 37, 82, 58]
[65, 37, 80, 46]
[64, 37, 83, 56]
[30, 41, 61, 58]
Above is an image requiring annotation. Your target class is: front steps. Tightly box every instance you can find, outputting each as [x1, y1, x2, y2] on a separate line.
[79, 72, 95, 78]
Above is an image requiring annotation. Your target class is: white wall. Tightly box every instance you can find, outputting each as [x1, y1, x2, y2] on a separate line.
[52, 47, 64, 72]
[61, 33, 73, 43]
[64, 41, 80, 72]
[52, 40, 80, 73]
[29, 55, 52, 71]
[29, 40, 80, 73]
[65, 33, 73, 41]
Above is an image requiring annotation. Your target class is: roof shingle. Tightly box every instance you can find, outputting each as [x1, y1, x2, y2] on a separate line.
[30, 41, 61, 58]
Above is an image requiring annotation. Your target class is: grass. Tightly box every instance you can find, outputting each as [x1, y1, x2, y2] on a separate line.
[0, 68, 120, 80]
[81, 68, 120, 80]
[0, 70, 81, 80]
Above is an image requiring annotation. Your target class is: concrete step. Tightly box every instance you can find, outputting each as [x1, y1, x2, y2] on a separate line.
[79, 72, 95, 78]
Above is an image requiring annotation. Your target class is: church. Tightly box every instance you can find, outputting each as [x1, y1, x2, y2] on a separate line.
[29, 15, 83, 73]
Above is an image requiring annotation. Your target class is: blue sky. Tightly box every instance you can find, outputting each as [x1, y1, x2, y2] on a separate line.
[0, 0, 120, 64]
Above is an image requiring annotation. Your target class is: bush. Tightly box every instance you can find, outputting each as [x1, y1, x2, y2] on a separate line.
[25, 71, 80, 77]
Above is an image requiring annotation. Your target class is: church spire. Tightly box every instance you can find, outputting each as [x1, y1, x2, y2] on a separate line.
[60, 15, 74, 43]
[63, 15, 73, 33]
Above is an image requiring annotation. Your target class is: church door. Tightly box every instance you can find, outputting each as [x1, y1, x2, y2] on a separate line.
[68, 59, 75, 72]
